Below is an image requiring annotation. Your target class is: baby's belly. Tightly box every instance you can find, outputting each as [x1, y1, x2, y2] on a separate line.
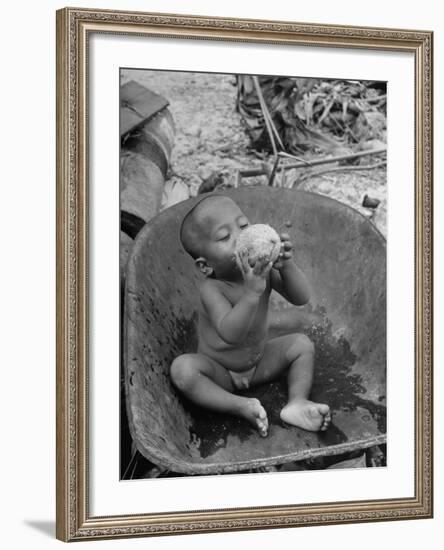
[197, 312, 269, 372]
[198, 340, 266, 372]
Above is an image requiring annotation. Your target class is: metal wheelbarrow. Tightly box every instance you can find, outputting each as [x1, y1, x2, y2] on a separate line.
[124, 187, 386, 475]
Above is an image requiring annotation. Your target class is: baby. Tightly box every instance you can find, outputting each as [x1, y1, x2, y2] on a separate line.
[170, 194, 330, 437]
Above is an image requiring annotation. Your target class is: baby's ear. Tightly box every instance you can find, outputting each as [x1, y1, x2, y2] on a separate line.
[195, 257, 214, 277]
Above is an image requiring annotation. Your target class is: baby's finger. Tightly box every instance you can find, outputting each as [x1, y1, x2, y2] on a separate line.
[282, 240, 293, 250]
[280, 232, 290, 242]
[252, 257, 264, 275]
[272, 252, 283, 269]
[260, 258, 274, 276]
[238, 250, 251, 273]
[252, 254, 267, 275]
[263, 261, 273, 275]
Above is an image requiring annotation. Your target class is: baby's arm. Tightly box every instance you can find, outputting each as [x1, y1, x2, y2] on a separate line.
[271, 233, 311, 305]
[201, 254, 272, 345]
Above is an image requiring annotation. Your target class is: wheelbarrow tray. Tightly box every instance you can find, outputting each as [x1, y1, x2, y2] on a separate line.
[124, 187, 386, 475]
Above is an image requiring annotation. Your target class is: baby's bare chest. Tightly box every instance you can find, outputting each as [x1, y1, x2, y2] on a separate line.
[224, 284, 270, 328]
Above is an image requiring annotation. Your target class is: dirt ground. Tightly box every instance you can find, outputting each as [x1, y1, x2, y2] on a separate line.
[121, 69, 387, 236]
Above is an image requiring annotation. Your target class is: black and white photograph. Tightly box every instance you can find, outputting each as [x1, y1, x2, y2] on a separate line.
[2, 0, 440, 546]
[120, 69, 387, 480]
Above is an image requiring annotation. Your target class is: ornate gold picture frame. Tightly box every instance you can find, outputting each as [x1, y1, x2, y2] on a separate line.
[56, 7, 433, 542]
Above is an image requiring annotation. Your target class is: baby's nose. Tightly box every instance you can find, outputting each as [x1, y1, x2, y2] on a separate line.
[233, 231, 244, 249]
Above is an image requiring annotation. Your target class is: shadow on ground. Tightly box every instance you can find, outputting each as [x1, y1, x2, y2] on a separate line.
[24, 520, 54, 538]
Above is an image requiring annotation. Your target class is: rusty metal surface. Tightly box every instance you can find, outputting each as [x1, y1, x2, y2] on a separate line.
[120, 83, 176, 278]
[121, 80, 169, 136]
[125, 187, 386, 474]
[120, 152, 165, 224]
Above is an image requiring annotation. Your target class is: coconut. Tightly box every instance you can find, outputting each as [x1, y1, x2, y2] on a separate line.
[235, 224, 281, 268]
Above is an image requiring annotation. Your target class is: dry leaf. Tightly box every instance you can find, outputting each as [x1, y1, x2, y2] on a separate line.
[161, 177, 190, 209]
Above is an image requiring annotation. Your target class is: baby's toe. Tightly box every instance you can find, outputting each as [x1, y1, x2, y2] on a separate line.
[258, 419, 268, 437]
[258, 412, 268, 436]
[320, 414, 332, 431]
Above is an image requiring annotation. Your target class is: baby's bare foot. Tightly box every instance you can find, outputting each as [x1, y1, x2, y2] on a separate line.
[280, 400, 331, 432]
[238, 398, 268, 437]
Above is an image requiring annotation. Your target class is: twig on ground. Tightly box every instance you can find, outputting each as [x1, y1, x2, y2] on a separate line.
[129, 457, 139, 480]
[239, 147, 387, 179]
[286, 147, 386, 170]
[278, 151, 312, 165]
[122, 446, 138, 480]
[366, 94, 387, 104]
[293, 160, 387, 187]
[268, 155, 281, 187]
[252, 76, 286, 154]
[253, 78, 277, 154]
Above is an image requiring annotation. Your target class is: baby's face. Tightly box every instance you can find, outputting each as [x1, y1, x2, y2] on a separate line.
[196, 198, 249, 277]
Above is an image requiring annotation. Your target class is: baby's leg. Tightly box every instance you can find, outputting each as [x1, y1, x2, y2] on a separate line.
[252, 334, 331, 432]
[170, 354, 268, 436]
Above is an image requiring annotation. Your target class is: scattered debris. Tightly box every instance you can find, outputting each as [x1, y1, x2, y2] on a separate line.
[365, 445, 386, 467]
[293, 160, 386, 188]
[161, 177, 190, 209]
[236, 76, 386, 154]
[197, 170, 232, 194]
[120, 70, 387, 235]
[362, 194, 381, 209]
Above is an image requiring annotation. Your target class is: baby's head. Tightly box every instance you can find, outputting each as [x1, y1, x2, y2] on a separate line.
[180, 195, 249, 279]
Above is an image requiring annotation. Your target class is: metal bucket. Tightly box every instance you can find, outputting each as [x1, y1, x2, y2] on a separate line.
[120, 81, 176, 283]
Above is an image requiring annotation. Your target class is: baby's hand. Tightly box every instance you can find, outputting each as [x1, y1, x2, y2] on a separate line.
[238, 250, 273, 296]
[273, 233, 293, 271]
